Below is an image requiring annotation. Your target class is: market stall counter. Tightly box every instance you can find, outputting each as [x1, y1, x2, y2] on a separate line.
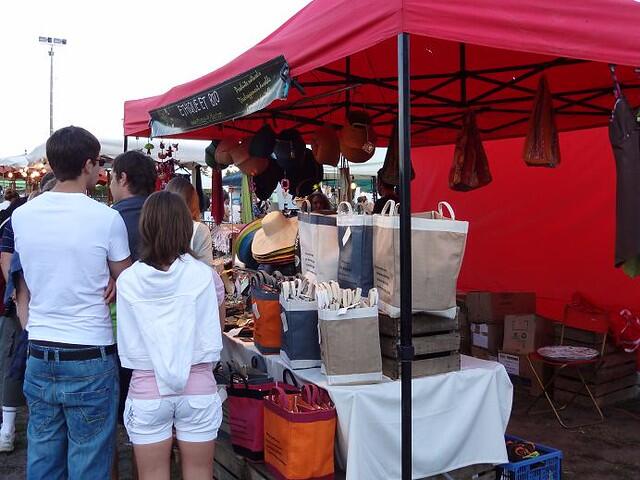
[221, 332, 512, 480]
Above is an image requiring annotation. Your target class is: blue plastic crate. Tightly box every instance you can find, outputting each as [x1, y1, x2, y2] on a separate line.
[497, 435, 563, 480]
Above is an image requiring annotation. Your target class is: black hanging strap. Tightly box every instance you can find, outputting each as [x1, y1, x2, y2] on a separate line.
[609, 64, 622, 99]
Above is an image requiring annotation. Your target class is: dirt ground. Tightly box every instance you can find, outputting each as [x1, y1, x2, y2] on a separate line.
[2, 391, 639, 479]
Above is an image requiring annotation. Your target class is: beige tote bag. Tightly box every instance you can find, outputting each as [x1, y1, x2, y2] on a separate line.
[373, 200, 468, 318]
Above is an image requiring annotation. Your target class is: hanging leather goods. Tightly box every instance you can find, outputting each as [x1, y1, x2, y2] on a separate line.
[449, 110, 492, 191]
[523, 75, 561, 167]
[211, 164, 224, 225]
[379, 119, 415, 187]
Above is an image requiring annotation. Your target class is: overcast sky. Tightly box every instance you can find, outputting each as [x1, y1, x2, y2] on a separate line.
[0, 0, 311, 158]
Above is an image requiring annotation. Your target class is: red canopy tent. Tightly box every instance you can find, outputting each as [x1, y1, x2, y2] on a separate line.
[124, 0, 640, 144]
[124, 2, 640, 477]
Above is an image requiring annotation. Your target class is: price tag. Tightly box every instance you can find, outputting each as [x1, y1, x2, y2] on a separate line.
[281, 312, 289, 332]
[252, 302, 261, 319]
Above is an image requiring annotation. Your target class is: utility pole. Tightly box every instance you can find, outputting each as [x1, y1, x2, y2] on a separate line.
[39, 36, 67, 135]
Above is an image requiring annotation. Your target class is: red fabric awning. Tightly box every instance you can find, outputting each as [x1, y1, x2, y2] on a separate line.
[124, 0, 640, 142]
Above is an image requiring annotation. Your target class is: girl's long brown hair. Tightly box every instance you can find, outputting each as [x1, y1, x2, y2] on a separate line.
[166, 176, 201, 221]
[139, 191, 193, 269]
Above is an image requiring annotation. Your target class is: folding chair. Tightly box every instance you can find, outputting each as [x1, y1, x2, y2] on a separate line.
[527, 295, 609, 429]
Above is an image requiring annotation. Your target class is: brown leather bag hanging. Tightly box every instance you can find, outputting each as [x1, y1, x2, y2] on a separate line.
[379, 120, 415, 186]
[523, 75, 561, 167]
[449, 110, 492, 191]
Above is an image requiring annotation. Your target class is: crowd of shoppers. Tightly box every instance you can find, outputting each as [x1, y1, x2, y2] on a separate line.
[0, 126, 225, 480]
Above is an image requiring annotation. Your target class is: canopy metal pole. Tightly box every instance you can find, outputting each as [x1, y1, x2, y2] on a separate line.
[123, 136, 128, 152]
[397, 32, 413, 480]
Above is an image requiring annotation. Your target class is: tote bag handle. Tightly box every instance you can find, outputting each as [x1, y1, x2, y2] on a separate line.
[437, 201, 456, 220]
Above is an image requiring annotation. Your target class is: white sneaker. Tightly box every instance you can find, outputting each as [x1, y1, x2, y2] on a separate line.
[0, 431, 15, 453]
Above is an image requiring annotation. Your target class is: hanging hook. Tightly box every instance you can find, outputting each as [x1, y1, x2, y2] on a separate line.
[609, 64, 622, 99]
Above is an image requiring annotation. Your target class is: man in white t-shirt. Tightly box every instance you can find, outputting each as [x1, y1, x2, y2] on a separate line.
[12, 126, 131, 480]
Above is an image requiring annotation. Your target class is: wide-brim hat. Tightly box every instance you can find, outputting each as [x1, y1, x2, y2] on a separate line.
[252, 211, 298, 257]
[253, 159, 284, 201]
[274, 128, 306, 171]
[311, 124, 340, 167]
[231, 138, 269, 176]
[339, 110, 377, 163]
[215, 137, 241, 166]
[237, 230, 259, 269]
[233, 218, 262, 259]
[250, 124, 277, 158]
[205, 140, 222, 169]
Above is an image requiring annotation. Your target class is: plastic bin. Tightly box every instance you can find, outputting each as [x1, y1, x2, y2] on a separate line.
[497, 435, 563, 480]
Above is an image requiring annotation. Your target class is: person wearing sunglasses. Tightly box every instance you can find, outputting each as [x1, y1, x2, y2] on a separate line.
[12, 126, 132, 479]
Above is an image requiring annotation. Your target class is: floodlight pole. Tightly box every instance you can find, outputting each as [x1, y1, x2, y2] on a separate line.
[398, 32, 413, 480]
[39, 36, 67, 135]
[49, 45, 54, 135]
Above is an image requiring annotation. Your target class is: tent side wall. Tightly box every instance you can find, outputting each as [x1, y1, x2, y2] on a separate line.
[412, 126, 638, 335]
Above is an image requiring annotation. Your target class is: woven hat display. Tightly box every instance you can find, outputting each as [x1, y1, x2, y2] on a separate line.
[252, 211, 298, 258]
[339, 110, 377, 163]
[234, 219, 262, 269]
[215, 137, 241, 167]
[311, 124, 340, 167]
[230, 138, 269, 176]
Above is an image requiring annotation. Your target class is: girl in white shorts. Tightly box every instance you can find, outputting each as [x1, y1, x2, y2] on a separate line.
[116, 191, 224, 480]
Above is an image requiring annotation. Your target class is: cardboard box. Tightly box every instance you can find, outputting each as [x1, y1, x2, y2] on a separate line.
[502, 314, 553, 354]
[470, 323, 504, 354]
[466, 291, 536, 324]
[470, 346, 497, 362]
[498, 351, 548, 397]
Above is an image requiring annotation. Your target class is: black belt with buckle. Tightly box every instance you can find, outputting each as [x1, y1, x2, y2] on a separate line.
[29, 343, 117, 361]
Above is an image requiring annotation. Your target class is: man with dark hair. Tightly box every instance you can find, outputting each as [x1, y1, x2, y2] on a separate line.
[109, 150, 156, 480]
[110, 150, 158, 260]
[12, 126, 131, 479]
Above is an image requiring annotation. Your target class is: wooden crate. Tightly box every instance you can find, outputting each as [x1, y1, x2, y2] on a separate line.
[380, 313, 461, 380]
[424, 463, 496, 480]
[214, 432, 346, 479]
[551, 325, 639, 407]
[383, 353, 461, 380]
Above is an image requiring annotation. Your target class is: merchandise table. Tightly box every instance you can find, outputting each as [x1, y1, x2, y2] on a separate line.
[221, 333, 512, 480]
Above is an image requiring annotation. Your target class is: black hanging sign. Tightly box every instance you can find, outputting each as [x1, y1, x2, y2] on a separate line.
[149, 55, 290, 137]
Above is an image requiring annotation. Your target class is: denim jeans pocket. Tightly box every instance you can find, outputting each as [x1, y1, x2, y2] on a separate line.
[23, 379, 55, 433]
[64, 388, 112, 443]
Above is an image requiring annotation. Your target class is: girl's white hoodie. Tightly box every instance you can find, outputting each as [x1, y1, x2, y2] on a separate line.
[116, 254, 222, 396]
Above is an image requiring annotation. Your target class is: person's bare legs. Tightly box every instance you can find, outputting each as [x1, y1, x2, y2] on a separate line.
[132, 438, 173, 480]
[177, 439, 215, 480]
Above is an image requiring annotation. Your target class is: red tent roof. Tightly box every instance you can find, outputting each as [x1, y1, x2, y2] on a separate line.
[124, 0, 640, 143]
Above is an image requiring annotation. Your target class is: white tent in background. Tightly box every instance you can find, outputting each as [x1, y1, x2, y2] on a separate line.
[0, 154, 30, 169]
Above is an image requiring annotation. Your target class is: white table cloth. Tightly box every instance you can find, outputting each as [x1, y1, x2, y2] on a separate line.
[221, 333, 512, 480]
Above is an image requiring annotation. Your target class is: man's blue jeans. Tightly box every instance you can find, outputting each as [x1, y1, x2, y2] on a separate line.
[23, 344, 119, 480]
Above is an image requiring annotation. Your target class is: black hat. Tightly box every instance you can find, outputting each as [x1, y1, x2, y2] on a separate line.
[289, 148, 321, 197]
[254, 159, 284, 201]
[250, 124, 277, 158]
[274, 128, 306, 170]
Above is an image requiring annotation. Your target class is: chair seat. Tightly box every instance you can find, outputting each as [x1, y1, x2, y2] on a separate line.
[528, 350, 600, 367]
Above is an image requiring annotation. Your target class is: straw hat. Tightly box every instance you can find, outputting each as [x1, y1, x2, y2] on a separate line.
[215, 137, 241, 166]
[230, 138, 269, 176]
[339, 110, 377, 163]
[311, 124, 340, 166]
[252, 211, 298, 257]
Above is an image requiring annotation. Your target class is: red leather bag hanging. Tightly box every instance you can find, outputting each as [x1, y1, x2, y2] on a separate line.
[449, 110, 492, 191]
[523, 75, 561, 167]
